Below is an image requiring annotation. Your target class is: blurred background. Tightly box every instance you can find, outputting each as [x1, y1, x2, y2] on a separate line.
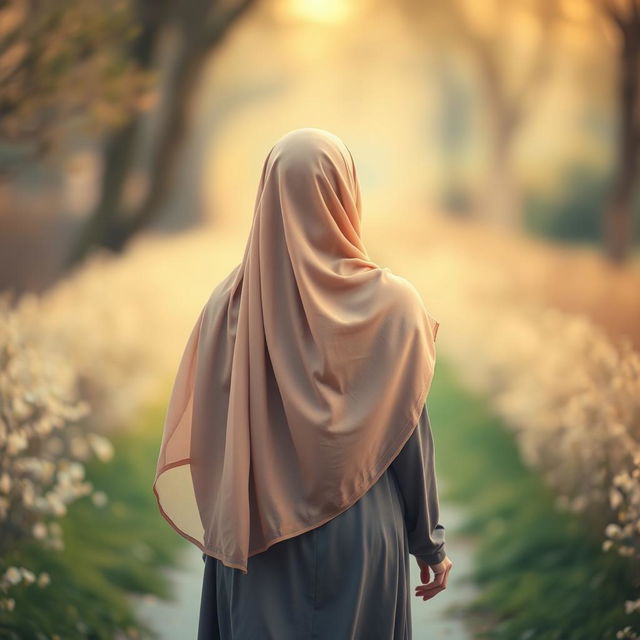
[0, 0, 639, 638]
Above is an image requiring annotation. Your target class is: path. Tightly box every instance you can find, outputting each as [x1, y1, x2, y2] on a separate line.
[131, 479, 479, 639]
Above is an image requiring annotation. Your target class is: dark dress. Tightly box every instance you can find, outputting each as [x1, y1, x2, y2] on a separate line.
[197, 402, 446, 640]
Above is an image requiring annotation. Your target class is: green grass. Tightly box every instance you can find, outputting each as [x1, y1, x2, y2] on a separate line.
[429, 358, 639, 640]
[0, 399, 186, 640]
[3, 362, 638, 639]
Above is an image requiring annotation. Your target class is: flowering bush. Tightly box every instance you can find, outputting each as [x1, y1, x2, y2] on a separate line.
[403, 246, 640, 635]
[0, 293, 113, 613]
[1, 216, 636, 632]
[0, 226, 237, 629]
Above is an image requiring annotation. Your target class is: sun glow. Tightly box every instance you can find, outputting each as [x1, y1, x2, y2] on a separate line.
[280, 0, 356, 23]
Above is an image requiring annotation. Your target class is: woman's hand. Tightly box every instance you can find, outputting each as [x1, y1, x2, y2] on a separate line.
[414, 555, 453, 601]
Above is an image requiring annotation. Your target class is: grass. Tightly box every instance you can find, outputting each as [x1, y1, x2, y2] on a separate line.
[0, 399, 186, 640]
[2, 360, 638, 639]
[429, 358, 639, 640]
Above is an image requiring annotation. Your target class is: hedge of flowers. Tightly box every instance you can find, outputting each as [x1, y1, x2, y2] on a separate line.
[0, 293, 113, 616]
[401, 245, 640, 638]
[1, 219, 637, 635]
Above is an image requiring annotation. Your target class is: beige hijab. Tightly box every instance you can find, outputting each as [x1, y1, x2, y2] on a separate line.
[153, 127, 440, 574]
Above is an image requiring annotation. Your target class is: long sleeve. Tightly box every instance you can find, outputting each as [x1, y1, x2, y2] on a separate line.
[389, 402, 447, 565]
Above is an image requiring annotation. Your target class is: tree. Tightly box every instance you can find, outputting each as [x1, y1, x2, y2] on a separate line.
[396, 0, 560, 229]
[599, 0, 640, 262]
[455, 0, 559, 229]
[63, 0, 257, 272]
[0, 0, 147, 171]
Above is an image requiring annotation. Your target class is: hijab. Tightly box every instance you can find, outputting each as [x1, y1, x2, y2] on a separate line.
[152, 127, 440, 574]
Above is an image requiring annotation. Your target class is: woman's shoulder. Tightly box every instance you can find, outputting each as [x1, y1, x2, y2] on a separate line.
[379, 268, 439, 339]
[380, 268, 426, 315]
[206, 264, 242, 302]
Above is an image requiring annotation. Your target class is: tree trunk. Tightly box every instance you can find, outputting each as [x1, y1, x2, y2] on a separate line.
[476, 45, 524, 229]
[107, 34, 208, 250]
[63, 1, 166, 272]
[603, 17, 640, 263]
[114, 0, 256, 247]
[63, 118, 141, 269]
[481, 107, 522, 229]
[63, 0, 255, 272]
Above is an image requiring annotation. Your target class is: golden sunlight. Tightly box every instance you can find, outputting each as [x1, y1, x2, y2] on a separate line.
[278, 0, 356, 23]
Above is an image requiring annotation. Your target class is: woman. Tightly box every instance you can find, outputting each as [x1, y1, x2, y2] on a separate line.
[153, 127, 453, 639]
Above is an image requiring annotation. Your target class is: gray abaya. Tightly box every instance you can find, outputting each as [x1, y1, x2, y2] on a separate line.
[197, 402, 446, 640]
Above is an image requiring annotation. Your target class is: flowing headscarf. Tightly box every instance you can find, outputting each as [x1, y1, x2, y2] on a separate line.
[152, 127, 440, 574]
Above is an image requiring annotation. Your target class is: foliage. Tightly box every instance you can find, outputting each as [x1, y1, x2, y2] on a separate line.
[524, 163, 640, 247]
[418, 247, 640, 637]
[524, 164, 611, 244]
[429, 360, 640, 640]
[0, 293, 115, 621]
[0, 226, 240, 634]
[0, 400, 184, 640]
[0, 234, 201, 636]
[0, 0, 152, 164]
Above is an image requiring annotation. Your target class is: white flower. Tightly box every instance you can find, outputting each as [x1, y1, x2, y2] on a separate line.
[21, 481, 35, 507]
[45, 493, 67, 517]
[74, 481, 93, 498]
[40, 460, 56, 483]
[4, 567, 21, 585]
[92, 491, 108, 507]
[624, 599, 640, 614]
[6, 431, 28, 455]
[32, 522, 47, 540]
[20, 568, 35, 584]
[33, 496, 49, 511]
[0, 474, 11, 494]
[605, 523, 623, 539]
[56, 470, 72, 488]
[11, 396, 31, 420]
[67, 462, 85, 481]
[87, 434, 114, 462]
[70, 436, 90, 460]
[34, 416, 53, 435]
[609, 488, 623, 509]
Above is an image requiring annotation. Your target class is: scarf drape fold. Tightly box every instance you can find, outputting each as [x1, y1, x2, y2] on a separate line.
[153, 128, 439, 574]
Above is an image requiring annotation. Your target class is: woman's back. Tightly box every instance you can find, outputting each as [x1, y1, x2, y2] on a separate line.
[197, 403, 446, 640]
[154, 128, 452, 639]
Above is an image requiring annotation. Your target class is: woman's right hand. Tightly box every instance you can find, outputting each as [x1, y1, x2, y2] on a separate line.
[414, 555, 453, 601]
